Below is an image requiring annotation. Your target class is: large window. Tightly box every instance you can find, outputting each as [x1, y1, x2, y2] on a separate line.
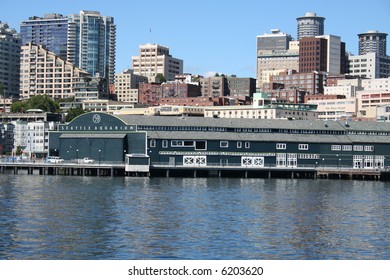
[276, 143, 286, 150]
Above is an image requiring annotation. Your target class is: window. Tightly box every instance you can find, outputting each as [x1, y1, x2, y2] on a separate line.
[162, 140, 168, 148]
[342, 145, 352, 151]
[331, 145, 341, 151]
[364, 146, 374, 152]
[245, 142, 250, 149]
[353, 145, 363, 151]
[298, 144, 309, 150]
[237, 141, 242, 148]
[195, 141, 207, 150]
[276, 143, 286, 150]
[150, 139, 156, 147]
[220, 141, 229, 148]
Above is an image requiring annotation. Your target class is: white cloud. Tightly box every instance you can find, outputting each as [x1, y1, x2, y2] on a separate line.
[203, 71, 217, 78]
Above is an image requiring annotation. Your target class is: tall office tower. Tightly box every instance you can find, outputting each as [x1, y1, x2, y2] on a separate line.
[67, 10, 116, 87]
[132, 43, 183, 82]
[358, 30, 387, 56]
[20, 14, 68, 60]
[0, 22, 21, 98]
[296, 12, 325, 40]
[256, 29, 299, 88]
[299, 35, 346, 75]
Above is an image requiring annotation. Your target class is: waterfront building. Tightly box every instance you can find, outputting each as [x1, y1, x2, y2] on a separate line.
[358, 30, 387, 56]
[67, 10, 116, 87]
[20, 43, 89, 100]
[0, 123, 14, 155]
[0, 22, 21, 98]
[256, 29, 299, 88]
[296, 12, 325, 40]
[12, 120, 28, 152]
[20, 14, 68, 60]
[24, 120, 51, 159]
[131, 43, 183, 82]
[49, 112, 390, 173]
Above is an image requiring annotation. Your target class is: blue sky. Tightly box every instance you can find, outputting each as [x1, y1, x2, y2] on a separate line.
[1, 0, 389, 78]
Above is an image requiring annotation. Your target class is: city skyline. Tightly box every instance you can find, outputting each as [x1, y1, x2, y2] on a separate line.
[1, 0, 389, 78]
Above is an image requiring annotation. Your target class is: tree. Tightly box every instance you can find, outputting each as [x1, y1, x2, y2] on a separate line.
[65, 106, 85, 122]
[10, 95, 60, 113]
[155, 73, 166, 83]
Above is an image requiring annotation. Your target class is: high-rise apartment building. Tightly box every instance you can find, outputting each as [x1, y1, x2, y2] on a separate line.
[132, 43, 183, 82]
[0, 22, 21, 98]
[358, 30, 387, 56]
[256, 29, 299, 88]
[20, 14, 68, 60]
[296, 12, 325, 40]
[67, 10, 116, 86]
[20, 43, 89, 100]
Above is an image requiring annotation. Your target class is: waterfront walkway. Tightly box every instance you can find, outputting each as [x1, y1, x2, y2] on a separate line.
[0, 160, 389, 180]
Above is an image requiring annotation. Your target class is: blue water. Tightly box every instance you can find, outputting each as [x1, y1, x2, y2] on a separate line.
[0, 175, 389, 259]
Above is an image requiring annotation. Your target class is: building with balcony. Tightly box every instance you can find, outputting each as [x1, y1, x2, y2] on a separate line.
[20, 43, 89, 100]
[358, 30, 387, 56]
[114, 69, 148, 103]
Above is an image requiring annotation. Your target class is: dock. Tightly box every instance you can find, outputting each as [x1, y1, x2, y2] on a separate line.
[1, 161, 390, 181]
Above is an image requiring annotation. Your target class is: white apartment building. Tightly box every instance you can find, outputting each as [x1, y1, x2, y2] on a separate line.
[12, 120, 27, 151]
[20, 43, 89, 100]
[25, 121, 51, 159]
[132, 43, 183, 82]
[115, 69, 148, 103]
[324, 85, 358, 98]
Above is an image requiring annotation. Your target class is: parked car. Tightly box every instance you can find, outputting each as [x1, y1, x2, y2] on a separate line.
[83, 157, 94, 164]
[46, 156, 64, 163]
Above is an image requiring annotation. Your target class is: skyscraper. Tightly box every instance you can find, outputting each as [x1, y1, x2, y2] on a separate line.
[0, 21, 21, 98]
[296, 12, 325, 40]
[358, 30, 387, 56]
[20, 14, 68, 60]
[67, 10, 116, 86]
[256, 29, 299, 88]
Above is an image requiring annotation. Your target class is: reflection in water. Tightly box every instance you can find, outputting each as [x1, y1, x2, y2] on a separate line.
[0, 175, 389, 259]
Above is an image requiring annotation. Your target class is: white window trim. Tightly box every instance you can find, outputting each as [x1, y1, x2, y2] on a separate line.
[220, 141, 229, 148]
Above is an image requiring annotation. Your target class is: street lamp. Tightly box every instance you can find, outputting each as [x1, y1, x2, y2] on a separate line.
[76, 149, 79, 163]
[99, 149, 101, 165]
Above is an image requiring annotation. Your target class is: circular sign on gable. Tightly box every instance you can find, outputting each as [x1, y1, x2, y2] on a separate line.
[92, 114, 101, 124]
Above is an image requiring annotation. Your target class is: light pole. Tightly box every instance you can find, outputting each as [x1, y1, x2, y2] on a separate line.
[76, 149, 79, 163]
[99, 149, 101, 165]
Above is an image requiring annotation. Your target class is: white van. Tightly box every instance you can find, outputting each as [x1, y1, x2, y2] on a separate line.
[46, 156, 64, 163]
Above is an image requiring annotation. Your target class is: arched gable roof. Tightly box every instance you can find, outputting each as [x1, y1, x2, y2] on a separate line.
[68, 112, 128, 127]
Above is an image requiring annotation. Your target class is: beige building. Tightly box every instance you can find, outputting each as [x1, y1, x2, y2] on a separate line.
[115, 69, 148, 103]
[357, 90, 390, 118]
[131, 43, 183, 82]
[307, 98, 357, 120]
[20, 43, 88, 100]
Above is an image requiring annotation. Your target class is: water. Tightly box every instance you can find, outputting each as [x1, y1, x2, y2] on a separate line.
[0, 175, 389, 260]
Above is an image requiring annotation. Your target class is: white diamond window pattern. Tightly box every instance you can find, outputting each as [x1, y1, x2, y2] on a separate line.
[241, 157, 264, 167]
[183, 156, 207, 166]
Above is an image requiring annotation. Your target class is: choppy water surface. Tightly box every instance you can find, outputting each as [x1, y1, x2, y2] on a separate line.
[0, 175, 389, 259]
